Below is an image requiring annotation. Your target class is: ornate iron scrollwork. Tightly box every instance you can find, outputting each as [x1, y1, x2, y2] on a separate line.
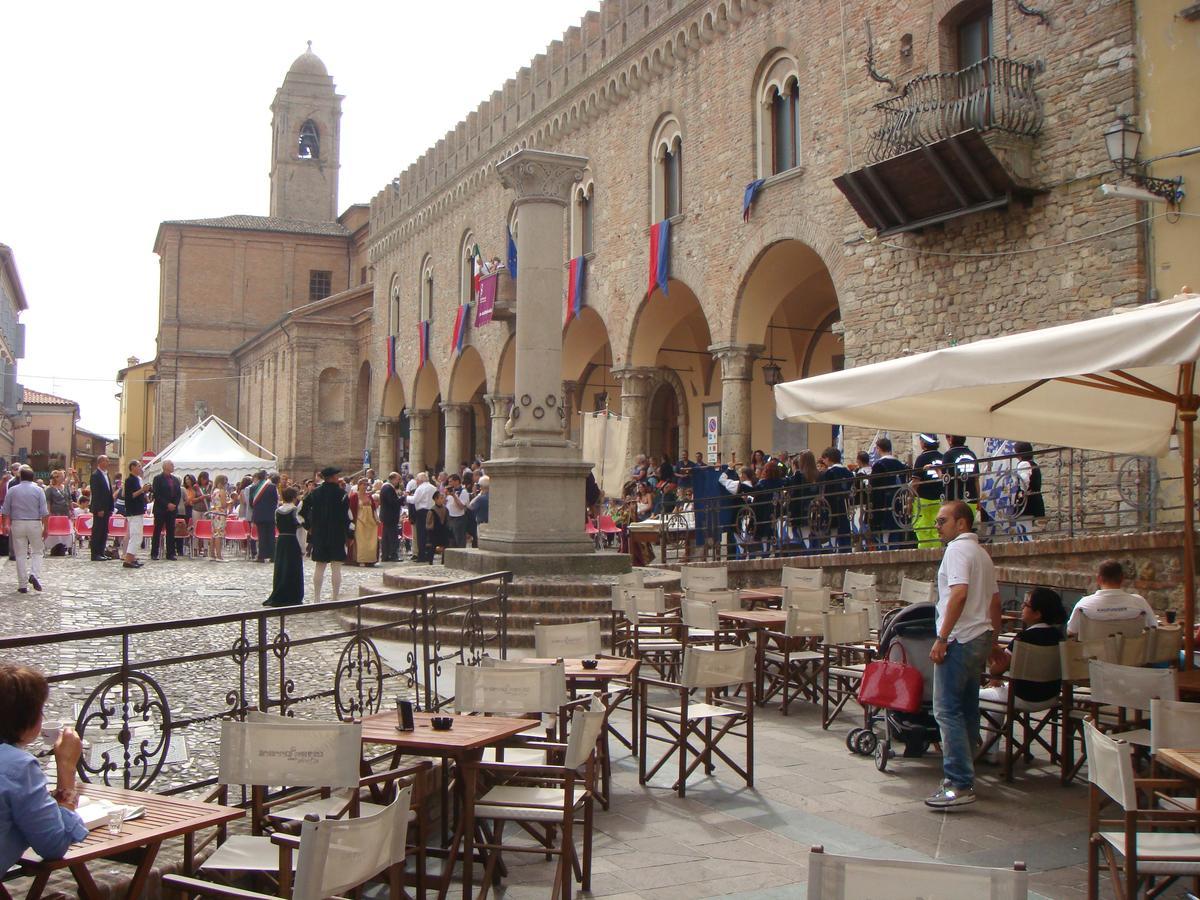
[865, 21, 897, 92]
[76, 671, 171, 790]
[334, 635, 385, 722]
[1014, 1, 1049, 26]
[807, 496, 832, 544]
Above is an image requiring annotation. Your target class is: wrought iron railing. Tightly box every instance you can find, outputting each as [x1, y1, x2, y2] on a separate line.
[0, 571, 511, 795]
[867, 56, 1043, 163]
[630, 446, 1176, 564]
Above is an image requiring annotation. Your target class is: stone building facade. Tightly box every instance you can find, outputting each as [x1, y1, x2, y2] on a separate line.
[366, 0, 1175, 480]
[0, 245, 27, 464]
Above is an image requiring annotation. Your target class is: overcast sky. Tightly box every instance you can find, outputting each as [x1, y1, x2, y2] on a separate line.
[0, 0, 596, 438]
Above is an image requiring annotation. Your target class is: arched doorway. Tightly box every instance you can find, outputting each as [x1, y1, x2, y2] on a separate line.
[412, 364, 444, 473]
[562, 306, 617, 441]
[447, 346, 488, 464]
[647, 382, 679, 461]
[380, 373, 407, 473]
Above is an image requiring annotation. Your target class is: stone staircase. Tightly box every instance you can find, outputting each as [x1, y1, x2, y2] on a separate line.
[348, 566, 681, 648]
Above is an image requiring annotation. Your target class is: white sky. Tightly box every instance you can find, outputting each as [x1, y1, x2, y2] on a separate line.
[0, 0, 597, 438]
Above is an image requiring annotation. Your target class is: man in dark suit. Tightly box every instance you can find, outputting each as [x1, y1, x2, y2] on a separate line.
[251, 471, 279, 563]
[89, 456, 115, 561]
[151, 459, 182, 560]
[378, 472, 403, 562]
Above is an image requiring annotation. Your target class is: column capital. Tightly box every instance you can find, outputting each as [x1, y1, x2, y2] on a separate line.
[482, 393, 514, 418]
[440, 401, 473, 416]
[708, 342, 765, 381]
[611, 366, 658, 397]
[497, 149, 589, 208]
[375, 416, 401, 429]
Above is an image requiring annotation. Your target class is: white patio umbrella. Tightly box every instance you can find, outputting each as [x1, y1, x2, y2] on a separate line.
[774, 293, 1200, 661]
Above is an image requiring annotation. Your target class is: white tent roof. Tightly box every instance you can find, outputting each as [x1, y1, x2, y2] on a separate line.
[774, 294, 1200, 458]
[144, 416, 277, 480]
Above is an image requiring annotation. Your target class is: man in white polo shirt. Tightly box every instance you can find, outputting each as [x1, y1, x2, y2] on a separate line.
[926, 499, 1001, 810]
[410, 473, 437, 563]
[1066, 559, 1157, 636]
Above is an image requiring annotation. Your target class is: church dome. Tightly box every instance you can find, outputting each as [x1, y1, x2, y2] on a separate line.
[287, 42, 328, 78]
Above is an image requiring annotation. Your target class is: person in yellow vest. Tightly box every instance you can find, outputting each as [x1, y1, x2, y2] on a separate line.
[911, 434, 944, 549]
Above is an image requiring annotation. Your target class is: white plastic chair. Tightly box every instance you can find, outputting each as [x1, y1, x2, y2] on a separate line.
[805, 845, 1028, 899]
[898, 576, 935, 605]
[679, 566, 727, 591]
[781, 567, 822, 590]
[169, 784, 414, 900]
[534, 620, 602, 659]
[1083, 720, 1200, 899]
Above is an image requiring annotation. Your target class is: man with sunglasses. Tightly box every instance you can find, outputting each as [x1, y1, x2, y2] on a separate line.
[925, 500, 1001, 810]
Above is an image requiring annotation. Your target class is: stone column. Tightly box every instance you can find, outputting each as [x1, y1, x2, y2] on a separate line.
[612, 366, 657, 472]
[407, 411, 427, 474]
[376, 416, 400, 474]
[483, 393, 513, 460]
[453, 148, 625, 573]
[561, 380, 579, 441]
[441, 402, 472, 473]
[709, 342, 764, 466]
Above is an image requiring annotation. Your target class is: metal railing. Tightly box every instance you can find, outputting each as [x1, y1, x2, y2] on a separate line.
[0, 571, 511, 795]
[867, 56, 1043, 163]
[626, 446, 1175, 564]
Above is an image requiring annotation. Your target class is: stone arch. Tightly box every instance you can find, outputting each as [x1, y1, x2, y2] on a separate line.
[381, 370, 406, 417]
[447, 345, 487, 403]
[563, 307, 615, 440]
[353, 361, 371, 458]
[645, 366, 689, 461]
[622, 251, 709, 366]
[317, 367, 345, 424]
[412, 363, 441, 411]
[496, 333, 516, 395]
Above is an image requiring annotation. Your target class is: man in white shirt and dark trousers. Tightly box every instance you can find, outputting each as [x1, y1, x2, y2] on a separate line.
[445, 473, 470, 548]
[926, 500, 1001, 810]
[410, 473, 437, 561]
[1066, 559, 1158, 635]
[0, 466, 47, 593]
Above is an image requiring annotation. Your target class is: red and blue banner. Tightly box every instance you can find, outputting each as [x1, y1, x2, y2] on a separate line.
[417, 321, 429, 368]
[649, 219, 670, 297]
[742, 179, 766, 222]
[451, 304, 469, 355]
[385, 336, 396, 377]
[564, 255, 586, 324]
[506, 223, 518, 279]
[475, 272, 497, 326]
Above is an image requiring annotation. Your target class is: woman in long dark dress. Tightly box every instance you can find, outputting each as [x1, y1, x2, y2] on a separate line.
[263, 487, 304, 607]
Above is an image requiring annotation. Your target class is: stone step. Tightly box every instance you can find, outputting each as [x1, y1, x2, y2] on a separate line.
[376, 565, 679, 599]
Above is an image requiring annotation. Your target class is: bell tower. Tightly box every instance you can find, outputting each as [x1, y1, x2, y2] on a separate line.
[269, 42, 342, 222]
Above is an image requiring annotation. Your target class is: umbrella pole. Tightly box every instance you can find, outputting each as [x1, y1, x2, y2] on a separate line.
[1182, 404, 1197, 669]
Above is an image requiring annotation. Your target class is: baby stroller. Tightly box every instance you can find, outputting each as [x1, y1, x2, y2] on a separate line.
[846, 602, 940, 772]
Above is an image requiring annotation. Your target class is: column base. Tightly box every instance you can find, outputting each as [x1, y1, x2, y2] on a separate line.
[443, 547, 632, 576]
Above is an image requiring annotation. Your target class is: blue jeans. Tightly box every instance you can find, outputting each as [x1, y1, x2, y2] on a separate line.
[932, 632, 993, 790]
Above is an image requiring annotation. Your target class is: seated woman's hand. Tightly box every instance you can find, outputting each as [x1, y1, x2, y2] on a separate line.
[53, 728, 83, 770]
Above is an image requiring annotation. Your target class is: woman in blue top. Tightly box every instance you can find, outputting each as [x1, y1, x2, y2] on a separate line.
[0, 665, 88, 875]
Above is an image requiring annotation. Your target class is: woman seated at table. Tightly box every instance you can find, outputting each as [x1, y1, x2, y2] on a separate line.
[0, 665, 88, 874]
[979, 587, 1067, 706]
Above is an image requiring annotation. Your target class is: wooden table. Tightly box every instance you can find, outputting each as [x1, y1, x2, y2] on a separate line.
[516, 656, 639, 684]
[719, 609, 788, 705]
[361, 710, 532, 900]
[1156, 748, 1200, 782]
[1177, 669, 1200, 700]
[18, 784, 242, 900]
[737, 587, 786, 609]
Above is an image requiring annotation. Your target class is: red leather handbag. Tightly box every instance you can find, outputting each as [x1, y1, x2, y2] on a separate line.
[857, 643, 924, 713]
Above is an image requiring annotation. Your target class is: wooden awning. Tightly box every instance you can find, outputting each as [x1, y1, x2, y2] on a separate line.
[834, 130, 1037, 237]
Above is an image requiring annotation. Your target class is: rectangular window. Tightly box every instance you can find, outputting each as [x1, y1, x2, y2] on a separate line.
[31, 429, 49, 453]
[664, 147, 682, 218]
[309, 270, 333, 303]
[581, 193, 594, 255]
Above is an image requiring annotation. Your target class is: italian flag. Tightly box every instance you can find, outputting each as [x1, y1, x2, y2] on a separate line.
[471, 244, 483, 300]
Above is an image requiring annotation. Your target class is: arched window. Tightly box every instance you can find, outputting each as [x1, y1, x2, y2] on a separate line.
[570, 178, 594, 257]
[317, 367, 344, 424]
[650, 115, 683, 222]
[755, 51, 802, 177]
[419, 255, 434, 323]
[298, 120, 320, 159]
[460, 231, 477, 305]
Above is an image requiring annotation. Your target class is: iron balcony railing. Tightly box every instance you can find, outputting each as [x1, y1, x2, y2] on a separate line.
[868, 56, 1043, 164]
[0, 571, 511, 796]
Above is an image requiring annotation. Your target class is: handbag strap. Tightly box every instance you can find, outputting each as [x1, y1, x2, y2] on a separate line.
[884, 641, 910, 665]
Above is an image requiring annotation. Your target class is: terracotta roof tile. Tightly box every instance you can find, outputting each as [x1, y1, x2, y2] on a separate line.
[22, 388, 76, 406]
[162, 214, 349, 238]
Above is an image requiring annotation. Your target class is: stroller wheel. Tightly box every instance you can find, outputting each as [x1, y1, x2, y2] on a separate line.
[854, 730, 879, 756]
[875, 741, 890, 772]
[846, 728, 863, 753]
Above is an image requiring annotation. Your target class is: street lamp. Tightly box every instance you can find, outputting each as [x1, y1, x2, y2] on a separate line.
[1103, 115, 1185, 204]
[762, 324, 784, 387]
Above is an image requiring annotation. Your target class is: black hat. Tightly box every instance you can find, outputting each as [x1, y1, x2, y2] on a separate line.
[320, 466, 341, 477]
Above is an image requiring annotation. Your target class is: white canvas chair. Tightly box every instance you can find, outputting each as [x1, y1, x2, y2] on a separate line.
[1077, 613, 1150, 643]
[200, 719, 364, 875]
[781, 567, 822, 590]
[978, 641, 1062, 782]
[1083, 720, 1200, 900]
[1146, 626, 1183, 667]
[681, 597, 720, 644]
[168, 785, 415, 900]
[1059, 636, 1119, 785]
[461, 662, 570, 766]
[805, 845, 1028, 899]
[897, 576, 935, 605]
[471, 705, 608, 900]
[685, 588, 740, 611]
[534, 620, 603, 659]
[761, 609, 848, 715]
[680, 566, 727, 591]
[841, 571, 876, 600]
[1087, 659, 1178, 748]
[819, 610, 873, 730]
[638, 645, 755, 797]
[843, 595, 882, 632]
[619, 588, 682, 680]
[781, 586, 830, 613]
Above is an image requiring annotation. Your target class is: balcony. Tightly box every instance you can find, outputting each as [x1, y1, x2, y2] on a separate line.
[835, 57, 1044, 237]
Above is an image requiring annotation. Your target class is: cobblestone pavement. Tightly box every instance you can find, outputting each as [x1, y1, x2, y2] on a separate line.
[0, 553, 1123, 898]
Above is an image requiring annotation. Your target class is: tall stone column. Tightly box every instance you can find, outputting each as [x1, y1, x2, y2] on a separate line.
[483, 393, 512, 460]
[441, 402, 472, 473]
[447, 149, 627, 575]
[376, 416, 400, 474]
[709, 342, 764, 466]
[612, 366, 656, 472]
[407, 411, 427, 474]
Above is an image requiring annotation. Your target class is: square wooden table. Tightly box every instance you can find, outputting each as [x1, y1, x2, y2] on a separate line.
[1176, 669, 1200, 700]
[17, 784, 243, 900]
[360, 710, 532, 900]
[1156, 748, 1200, 781]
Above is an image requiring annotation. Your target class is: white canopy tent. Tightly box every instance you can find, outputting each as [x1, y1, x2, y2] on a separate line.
[144, 416, 277, 481]
[774, 293, 1200, 661]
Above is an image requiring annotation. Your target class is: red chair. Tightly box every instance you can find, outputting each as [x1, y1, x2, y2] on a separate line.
[109, 515, 128, 539]
[74, 514, 93, 552]
[194, 519, 214, 556]
[45, 515, 74, 556]
[224, 520, 250, 557]
[585, 518, 600, 535]
[142, 520, 155, 539]
[401, 519, 413, 541]
[598, 515, 622, 536]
